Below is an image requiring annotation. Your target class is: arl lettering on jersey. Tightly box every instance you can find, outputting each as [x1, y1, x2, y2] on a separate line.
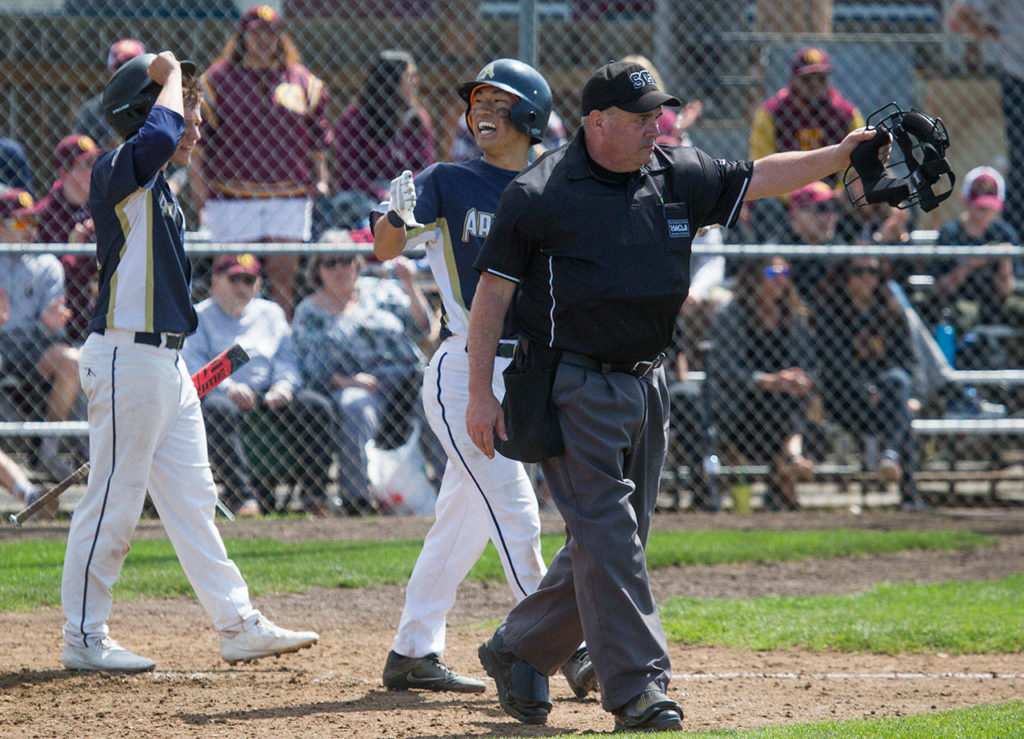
[462, 208, 495, 241]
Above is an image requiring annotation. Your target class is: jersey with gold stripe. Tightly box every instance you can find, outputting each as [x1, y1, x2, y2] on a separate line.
[403, 158, 518, 340]
[88, 106, 197, 335]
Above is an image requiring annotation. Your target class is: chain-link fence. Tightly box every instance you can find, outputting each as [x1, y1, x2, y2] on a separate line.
[0, 0, 1022, 517]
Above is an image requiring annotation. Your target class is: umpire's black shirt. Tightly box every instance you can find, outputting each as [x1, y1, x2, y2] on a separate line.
[475, 130, 753, 363]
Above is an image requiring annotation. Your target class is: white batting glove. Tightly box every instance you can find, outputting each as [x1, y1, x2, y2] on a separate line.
[388, 170, 422, 228]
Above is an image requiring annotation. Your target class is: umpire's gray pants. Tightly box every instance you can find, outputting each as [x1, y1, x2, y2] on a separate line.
[497, 363, 671, 712]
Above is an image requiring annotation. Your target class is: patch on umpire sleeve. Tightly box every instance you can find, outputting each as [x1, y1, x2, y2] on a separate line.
[668, 219, 690, 238]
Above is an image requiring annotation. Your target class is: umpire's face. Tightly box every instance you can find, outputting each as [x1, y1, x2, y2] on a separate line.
[588, 105, 662, 172]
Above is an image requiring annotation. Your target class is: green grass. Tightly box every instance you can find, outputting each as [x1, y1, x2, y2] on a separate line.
[533, 700, 1024, 737]
[0, 528, 991, 612]
[662, 573, 1024, 654]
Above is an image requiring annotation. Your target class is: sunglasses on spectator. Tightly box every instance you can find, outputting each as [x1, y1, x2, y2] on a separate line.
[798, 203, 837, 215]
[764, 265, 790, 279]
[320, 256, 355, 268]
[228, 273, 258, 286]
[849, 265, 881, 277]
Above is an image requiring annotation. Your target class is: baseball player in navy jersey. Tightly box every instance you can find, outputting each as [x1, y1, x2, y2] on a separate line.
[372, 59, 595, 697]
[59, 51, 318, 673]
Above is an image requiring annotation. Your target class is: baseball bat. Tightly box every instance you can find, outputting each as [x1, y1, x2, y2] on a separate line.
[8, 343, 250, 527]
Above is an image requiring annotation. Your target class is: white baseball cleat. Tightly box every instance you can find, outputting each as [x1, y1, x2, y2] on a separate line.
[62, 638, 156, 673]
[220, 617, 319, 665]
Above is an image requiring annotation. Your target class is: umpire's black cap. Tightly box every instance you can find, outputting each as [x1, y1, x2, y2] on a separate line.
[581, 60, 681, 116]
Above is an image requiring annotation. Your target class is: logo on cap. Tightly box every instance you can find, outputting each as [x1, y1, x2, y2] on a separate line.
[629, 70, 655, 89]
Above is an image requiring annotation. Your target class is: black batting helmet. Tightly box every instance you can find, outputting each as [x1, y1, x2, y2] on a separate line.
[103, 53, 197, 139]
[457, 59, 552, 144]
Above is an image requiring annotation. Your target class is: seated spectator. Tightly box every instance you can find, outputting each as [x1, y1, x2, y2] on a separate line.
[34, 135, 103, 346]
[925, 166, 1022, 367]
[0, 138, 34, 193]
[72, 39, 147, 149]
[291, 252, 432, 514]
[183, 254, 336, 517]
[0, 188, 80, 480]
[708, 256, 815, 511]
[192, 5, 331, 314]
[813, 258, 926, 511]
[333, 49, 434, 200]
[784, 180, 843, 302]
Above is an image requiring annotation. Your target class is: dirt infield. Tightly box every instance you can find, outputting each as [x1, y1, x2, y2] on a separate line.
[2, 509, 1023, 737]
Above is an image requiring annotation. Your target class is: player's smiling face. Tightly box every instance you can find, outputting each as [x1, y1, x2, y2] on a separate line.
[170, 105, 202, 167]
[469, 87, 521, 151]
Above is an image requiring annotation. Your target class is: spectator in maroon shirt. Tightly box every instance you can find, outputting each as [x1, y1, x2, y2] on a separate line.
[191, 5, 331, 315]
[743, 47, 865, 243]
[333, 49, 435, 200]
[34, 134, 102, 346]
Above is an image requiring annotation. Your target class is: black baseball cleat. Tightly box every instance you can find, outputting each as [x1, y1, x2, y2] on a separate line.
[477, 633, 551, 725]
[560, 646, 599, 699]
[613, 690, 684, 732]
[382, 650, 485, 693]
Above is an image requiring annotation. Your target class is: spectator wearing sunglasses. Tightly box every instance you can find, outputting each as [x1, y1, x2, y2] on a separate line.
[292, 251, 435, 514]
[183, 253, 336, 516]
[812, 258, 925, 510]
[708, 255, 815, 510]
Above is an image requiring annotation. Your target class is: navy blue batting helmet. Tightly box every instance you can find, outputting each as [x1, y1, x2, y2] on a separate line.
[103, 53, 197, 139]
[457, 59, 552, 144]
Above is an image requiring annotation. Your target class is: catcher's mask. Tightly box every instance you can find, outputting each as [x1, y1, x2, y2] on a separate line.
[843, 102, 955, 213]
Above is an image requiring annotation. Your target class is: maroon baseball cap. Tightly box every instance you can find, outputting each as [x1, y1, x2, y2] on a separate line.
[790, 47, 833, 78]
[0, 188, 36, 221]
[54, 134, 101, 173]
[962, 166, 1005, 211]
[239, 5, 281, 32]
[107, 38, 146, 72]
[581, 60, 681, 116]
[213, 253, 262, 277]
[790, 181, 837, 209]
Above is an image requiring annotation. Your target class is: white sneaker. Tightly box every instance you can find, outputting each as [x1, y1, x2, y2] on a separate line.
[220, 617, 319, 665]
[62, 638, 155, 673]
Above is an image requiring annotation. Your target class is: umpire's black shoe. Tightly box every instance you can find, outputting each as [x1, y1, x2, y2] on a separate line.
[560, 646, 598, 699]
[613, 690, 684, 732]
[477, 633, 551, 724]
[382, 650, 485, 693]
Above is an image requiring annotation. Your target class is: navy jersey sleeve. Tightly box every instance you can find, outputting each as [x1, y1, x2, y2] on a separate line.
[92, 106, 183, 206]
[472, 179, 532, 283]
[412, 162, 443, 227]
[685, 148, 753, 230]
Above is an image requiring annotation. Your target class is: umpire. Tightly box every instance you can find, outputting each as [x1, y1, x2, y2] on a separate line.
[466, 60, 879, 731]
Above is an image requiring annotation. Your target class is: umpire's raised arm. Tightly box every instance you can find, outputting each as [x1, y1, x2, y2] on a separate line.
[744, 126, 881, 201]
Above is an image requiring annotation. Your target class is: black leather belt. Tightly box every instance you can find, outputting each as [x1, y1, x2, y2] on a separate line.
[559, 350, 665, 378]
[95, 329, 186, 350]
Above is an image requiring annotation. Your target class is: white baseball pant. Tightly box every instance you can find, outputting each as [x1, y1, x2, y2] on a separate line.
[61, 330, 259, 647]
[391, 335, 545, 659]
